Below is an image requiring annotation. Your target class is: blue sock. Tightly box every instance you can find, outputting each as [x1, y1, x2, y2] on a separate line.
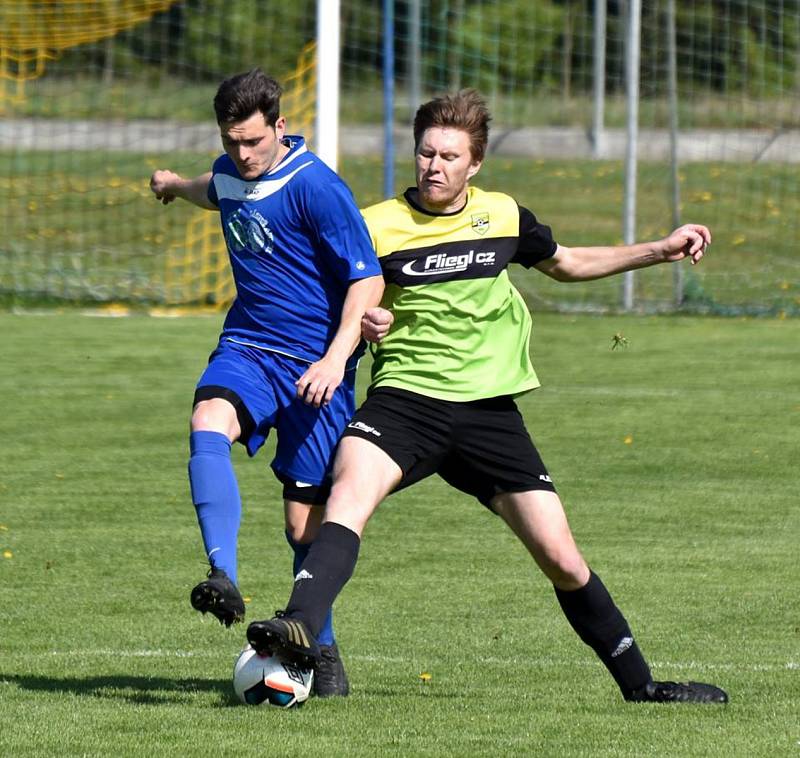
[188, 431, 241, 586]
[286, 530, 335, 646]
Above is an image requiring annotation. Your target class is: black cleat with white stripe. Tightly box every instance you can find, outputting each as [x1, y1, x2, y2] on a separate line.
[629, 680, 729, 704]
[247, 612, 320, 669]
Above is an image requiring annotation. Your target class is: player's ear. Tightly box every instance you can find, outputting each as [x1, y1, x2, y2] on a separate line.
[466, 160, 482, 181]
[274, 116, 287, 139]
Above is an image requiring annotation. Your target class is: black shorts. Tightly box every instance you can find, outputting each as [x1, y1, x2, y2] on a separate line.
[341, 386, 556, 509]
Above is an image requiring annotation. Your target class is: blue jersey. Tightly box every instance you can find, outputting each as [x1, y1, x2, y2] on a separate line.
[207, 136, 381, 367]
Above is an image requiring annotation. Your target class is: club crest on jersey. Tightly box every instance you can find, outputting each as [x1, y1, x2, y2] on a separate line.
[225, 208, 274, 256]
[471, 212, 490, 236]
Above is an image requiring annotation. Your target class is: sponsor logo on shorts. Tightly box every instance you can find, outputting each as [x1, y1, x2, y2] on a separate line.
[294, 569, 314, 582]
[348, 420, 382, 437]
[539, 474, 553, 483]
[400, 249, 496, 277]
[294, 481, 313, 488]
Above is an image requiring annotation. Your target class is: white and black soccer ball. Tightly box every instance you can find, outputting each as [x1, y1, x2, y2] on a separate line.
[233, 644, 313, 708]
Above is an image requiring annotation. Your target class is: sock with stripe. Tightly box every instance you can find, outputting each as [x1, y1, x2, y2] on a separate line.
[285, 521, 360, 638]
[188, 430, 241, 585]
[554, 570, 652, 699]
[285, 531, 335, 646]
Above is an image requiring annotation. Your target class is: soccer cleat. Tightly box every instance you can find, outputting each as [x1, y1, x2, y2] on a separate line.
[190, 567, 245, 627]
[629, 680, 729, 704]
[246, 613, 320, 669]
[312, 643, 350, 698]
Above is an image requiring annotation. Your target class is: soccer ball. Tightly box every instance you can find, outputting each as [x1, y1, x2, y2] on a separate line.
[233, 644, 313, 708]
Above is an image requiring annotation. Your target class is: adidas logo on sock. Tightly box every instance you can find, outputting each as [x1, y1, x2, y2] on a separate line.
[294, 569, 314, 582]
[611, 636, 634, 657]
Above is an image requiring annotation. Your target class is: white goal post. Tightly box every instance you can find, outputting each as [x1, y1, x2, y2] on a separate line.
[316, 0, 341, 171]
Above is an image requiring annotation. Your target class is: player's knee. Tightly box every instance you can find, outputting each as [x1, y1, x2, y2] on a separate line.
[325, 480, 376, 536]
[285, 521, 316, 544]
[540, 548, 589, 590]
[284, 503, 323, 544]
[545, 551, 589, 590]
[191, 399, 239, 439]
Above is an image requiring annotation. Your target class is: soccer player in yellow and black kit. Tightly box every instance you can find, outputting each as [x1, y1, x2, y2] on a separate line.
[248, 90, 728, 704]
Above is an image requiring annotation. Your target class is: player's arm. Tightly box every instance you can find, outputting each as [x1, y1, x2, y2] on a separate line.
[149, 170, 216, 210]
[296, 274, 385, 408]
[534, 224, 711, 282]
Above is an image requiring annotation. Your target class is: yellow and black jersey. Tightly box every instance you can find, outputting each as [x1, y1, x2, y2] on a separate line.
[362, 186, 557, 401]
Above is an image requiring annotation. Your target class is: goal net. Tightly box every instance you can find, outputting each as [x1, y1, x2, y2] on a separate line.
[1, 1, 797, 316]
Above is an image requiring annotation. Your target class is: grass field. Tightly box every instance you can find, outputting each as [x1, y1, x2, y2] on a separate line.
[10, 76, 800, 129]
[1, 312, 797, 756]
[2, 150, 798, 314]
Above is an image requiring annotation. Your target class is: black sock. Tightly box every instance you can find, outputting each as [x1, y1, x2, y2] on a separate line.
[555, 570, 652, 699]
[285, 522, 360, 638]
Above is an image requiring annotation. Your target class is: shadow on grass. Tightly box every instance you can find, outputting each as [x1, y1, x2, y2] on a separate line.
[2, 673, 239, 707]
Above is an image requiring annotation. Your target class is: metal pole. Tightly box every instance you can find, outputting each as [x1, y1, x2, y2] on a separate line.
[383, 0, 395, 199]
[592, 0, 607, 159]
[409, 0, 421, 121]
[622, 0, 641, 311]
[315, 0, 340, 171]
[666, 0, 683, 305]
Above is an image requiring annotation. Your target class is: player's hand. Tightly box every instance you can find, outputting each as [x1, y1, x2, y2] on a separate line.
[149, 169, 181, 205]
[295, 357, 345, 408]
[660, 223, 711, 265]
[361, 307, 394, 343]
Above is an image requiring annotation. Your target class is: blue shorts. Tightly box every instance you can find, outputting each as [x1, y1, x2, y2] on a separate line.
[195, 339, 356, 488]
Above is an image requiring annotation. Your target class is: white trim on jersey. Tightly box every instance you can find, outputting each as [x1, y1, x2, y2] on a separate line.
[223, 337, 359, 372]
[269, 138, 309, 173]
[213, 161, 314, 202]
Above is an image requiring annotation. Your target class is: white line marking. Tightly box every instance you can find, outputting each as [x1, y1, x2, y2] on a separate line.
[16, 650, 797, 673]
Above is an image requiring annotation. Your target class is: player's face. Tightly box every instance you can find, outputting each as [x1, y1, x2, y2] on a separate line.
[220, 112, 287, 180]
[415, 127, 482, 213]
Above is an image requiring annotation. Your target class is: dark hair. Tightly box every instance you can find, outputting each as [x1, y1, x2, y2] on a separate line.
[413, 89, 492, 162]
[213, 68, 283, 126]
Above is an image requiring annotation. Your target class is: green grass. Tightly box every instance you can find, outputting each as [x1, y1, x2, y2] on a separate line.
[2, 152, 798, 313]
[1, 312, 798, 756]
[9, 76, 799, 129]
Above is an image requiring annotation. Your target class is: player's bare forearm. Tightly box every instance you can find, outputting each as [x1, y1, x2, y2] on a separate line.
[324, 274, 385, 365]
[536, 224, 711, 282]
[149, 170, 216, 210]
[295, 274, 384, 407]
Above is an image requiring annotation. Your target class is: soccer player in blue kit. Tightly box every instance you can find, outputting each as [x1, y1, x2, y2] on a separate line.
[149, 69, 383, 697]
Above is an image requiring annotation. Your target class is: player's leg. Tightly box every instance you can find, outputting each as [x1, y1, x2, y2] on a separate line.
[247, 387, 445, 664]
[446, 396, 727, 703]
[493, 489, 727, 703]
[283, 496, 348, 697]
[190, 398, 241, 578]
[247, 436, 401, 665]
[492, 489, 654, 698]
[258, 355, 367, 689]
[282, 496, 332, 638]
[187, 396, 247, 626]
[188, 342, 277, 626]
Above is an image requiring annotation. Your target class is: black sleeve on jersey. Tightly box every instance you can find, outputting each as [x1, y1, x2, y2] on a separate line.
[512, 205, 558, 268]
